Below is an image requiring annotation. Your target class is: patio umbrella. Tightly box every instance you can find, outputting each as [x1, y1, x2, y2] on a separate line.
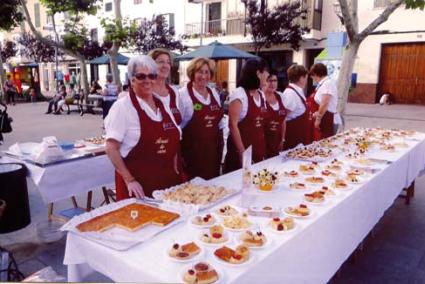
[89, 53, 129, 65]
[176, 41, 258, 61]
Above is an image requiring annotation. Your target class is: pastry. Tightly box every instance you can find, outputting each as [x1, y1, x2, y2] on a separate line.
[269, 217, 295, 231]
[305, 176, 325, 184]
[222, 213, 252, 230]
[320, 186, 336, 196]
[200, 225, 228, 244]
[321, 169, 336, 177]
[214, 245, 250, 264]
[169, 242, 201, 260]
[183, 262, 219, 284]
[334, 179, 348, 189]
[304, 191, 325, 203]
[240, 230, 267, 247]
[76, 203, 179, 233]
[299, 164, 316, 174]
[284, 204, 310, 217]
[289, 182, 306, 190]
[283, 170, 299, 178]
[192, 214, 215, 226]
[161, 183, 231, 205]
[216, 205, 238, 216]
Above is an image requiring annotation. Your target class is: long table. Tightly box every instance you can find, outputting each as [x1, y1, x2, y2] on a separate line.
[63, 133, 425, 283]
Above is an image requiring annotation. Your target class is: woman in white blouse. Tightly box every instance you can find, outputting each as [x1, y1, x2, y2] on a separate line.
[223, 58, 269, 173]
[307, 63, 338, 140]
[179, 57, 224, 180]
[148, 48, 183, 125]
[105, 55, 182, 200]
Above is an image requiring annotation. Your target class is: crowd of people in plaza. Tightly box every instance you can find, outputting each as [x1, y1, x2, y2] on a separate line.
[102, 48, 339, 200]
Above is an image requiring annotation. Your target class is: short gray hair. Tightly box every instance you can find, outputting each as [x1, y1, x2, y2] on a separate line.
[127, 55, 158, 79]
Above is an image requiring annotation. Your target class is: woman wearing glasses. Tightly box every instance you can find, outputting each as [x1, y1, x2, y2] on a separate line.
[179, 57, 224, 180]
[148, 48, 183, 125]
[262, 70, 287, 158]
[105, 55, 182, 200]
[224, 58, 269, 173]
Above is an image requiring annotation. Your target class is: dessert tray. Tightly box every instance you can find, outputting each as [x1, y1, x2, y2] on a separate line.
[61, 199, 184, 251]
[152, 178, 240, 211]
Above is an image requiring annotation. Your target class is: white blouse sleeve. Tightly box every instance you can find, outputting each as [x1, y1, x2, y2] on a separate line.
[178, 86, 194, 129]
[281, 89, 297, 112]
[104, 99, 128, 143]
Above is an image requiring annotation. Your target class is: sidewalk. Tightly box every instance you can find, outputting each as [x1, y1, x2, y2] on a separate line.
[0, 102, 424, 282]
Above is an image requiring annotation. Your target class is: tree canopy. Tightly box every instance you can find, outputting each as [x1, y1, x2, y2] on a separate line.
[0, 0, 24, 31]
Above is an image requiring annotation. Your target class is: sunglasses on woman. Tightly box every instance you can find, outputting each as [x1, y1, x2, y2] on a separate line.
[134, 73, 158, 80]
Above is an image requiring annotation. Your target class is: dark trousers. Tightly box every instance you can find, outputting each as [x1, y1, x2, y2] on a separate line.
[46, 99, 60, 113]
[6, 91, 16, 104]
[102, 100, 116, 119]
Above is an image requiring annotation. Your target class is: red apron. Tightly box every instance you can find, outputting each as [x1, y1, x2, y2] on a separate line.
[283, 86, 310, 150]
[306, 91, 334, 141]
[264, 92, 287, 158]
[115, 88, 181, 200]
[224, 90, 267, 173]
[181, 82, 224, 180]
[166, 84, 182, 125]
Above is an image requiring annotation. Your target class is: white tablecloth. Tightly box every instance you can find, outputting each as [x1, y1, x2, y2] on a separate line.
[64, 134, 425, 283]
[0, 155, 115, 204]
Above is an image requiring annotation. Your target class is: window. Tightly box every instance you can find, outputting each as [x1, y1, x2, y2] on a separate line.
[34, 3, 41, 28]
[134, 0, 142, 4]
[105, 2, 113, 12]
[149, 0, 153, 3]
[161, 13, 175, 31]
[312, 0, 322, 30]
[90, 28, 98, 42]
[374, 0, 398, 8]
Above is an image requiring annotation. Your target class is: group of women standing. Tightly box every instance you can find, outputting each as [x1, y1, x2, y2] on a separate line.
[104, 50, 338, 200]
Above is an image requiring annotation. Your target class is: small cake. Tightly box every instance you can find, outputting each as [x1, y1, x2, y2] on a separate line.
[334, 179, 348, 189]
[304, 191, 325, 203]
[214, 245, 250, 264]
[320, 186, 336, 196]
[305, 176, 325, 184]
[299, 164, 316, 174]
[321, 169, 336, 177]
[240, 230, 267, 247]
[183, 262, 219, 284]
[192, 214, 215, 226]
[289, 182, 306, 190]
[284, 204, 310, 217]
[169, 242, 201, 260]
[216, 205, 238, 216]
[269, 217, 295, 231]
[200, 225, 227, 244]
[284, 170, 299, 178]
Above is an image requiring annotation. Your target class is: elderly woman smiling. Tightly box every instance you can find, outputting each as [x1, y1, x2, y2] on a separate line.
[105, 55, 182, 200]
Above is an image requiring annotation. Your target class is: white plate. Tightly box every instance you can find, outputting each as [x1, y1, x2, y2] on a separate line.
[238, 232, 272, 250]
[180, 264, 223, 284]
[265, 222, 297, 235]
[213, 252, 255, 267]
[214, 207, 240, 217]
[198, 232, 231, 247]
[166, 244, 203, 263]
[189, 215, 217, 229]
[283, 208, 313, 219]
[287, 183, 311, 191]
[346, 177, 365, 184]
[332, 185, 353, 191]
[303, 197, 329, 206]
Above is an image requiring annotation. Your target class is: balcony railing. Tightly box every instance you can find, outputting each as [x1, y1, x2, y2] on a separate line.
[184, 17, 245, 39]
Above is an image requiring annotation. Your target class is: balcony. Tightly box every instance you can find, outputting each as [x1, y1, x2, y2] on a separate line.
[183, 17, 246, 39]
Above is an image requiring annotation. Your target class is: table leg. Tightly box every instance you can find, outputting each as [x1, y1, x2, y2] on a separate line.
[48, 203, 54, 221]
[71, 197, 78, 208]
[102, 187, 110, 205]
[86, 191, 93, 212]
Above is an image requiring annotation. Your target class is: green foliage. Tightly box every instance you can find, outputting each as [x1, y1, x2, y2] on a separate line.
[17, 32, 57, 62]
[405, 0, 425, 10]
[0, 0, 24, 31]
[40, 0, 98, 15]
[0, 40, 17, 62]
[101, 17, 137, 48]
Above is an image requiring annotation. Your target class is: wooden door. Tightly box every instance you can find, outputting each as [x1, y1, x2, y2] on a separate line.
[379, 43, 425, 104]
[213, 60, 229, 88]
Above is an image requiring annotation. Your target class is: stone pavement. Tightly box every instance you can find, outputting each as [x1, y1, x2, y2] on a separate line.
[0, 101, 424, 282]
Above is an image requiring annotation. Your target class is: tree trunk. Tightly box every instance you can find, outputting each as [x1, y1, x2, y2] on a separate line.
[337, 41, 360, 115]
[108, 0, 123, 91]
[0, 44, 5, 103]
[78, 57, 90, 101]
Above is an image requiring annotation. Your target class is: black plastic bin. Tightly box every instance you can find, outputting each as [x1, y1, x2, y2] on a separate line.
[0, 163, 30, 233]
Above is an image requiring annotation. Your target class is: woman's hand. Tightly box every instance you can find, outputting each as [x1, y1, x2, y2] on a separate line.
[126, 180, 145, 199]
[314, 117, 321, 129]
[173, 154, 180, 175]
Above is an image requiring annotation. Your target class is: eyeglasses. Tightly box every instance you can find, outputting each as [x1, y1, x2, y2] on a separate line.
[134, 73, 158, 80]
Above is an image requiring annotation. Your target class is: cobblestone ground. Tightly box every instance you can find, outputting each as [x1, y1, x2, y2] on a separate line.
[0, 102, 424, 282]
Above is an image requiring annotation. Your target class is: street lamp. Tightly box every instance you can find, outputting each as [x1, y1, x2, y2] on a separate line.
[333, 1, 345, 25]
